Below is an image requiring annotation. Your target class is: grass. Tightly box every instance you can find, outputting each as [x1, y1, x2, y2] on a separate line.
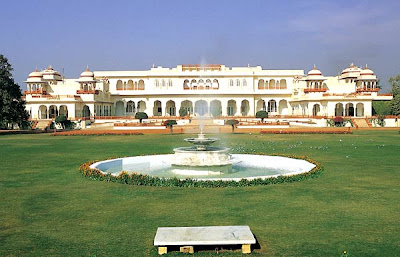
[0, 130, 399, 256]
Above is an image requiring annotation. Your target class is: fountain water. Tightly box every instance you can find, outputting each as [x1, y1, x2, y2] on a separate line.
[171, 132, 235, 175]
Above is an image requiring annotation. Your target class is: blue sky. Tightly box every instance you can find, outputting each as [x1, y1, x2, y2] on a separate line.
[1, 0, 399, 91]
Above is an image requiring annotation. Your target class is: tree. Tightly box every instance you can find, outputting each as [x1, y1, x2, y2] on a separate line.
[389, 75, 400, 115]
[372, 101, 391, 116]
[163, 119, 177, 134]
[179, 107, 188, 117]
[135, 112, 148, 123]
[256, 110, 268, 123]
[390, 95, 400, 115]
[0, 54, 29, 129]
[225, 119, 239, 133]
[389, 75, 400, 98]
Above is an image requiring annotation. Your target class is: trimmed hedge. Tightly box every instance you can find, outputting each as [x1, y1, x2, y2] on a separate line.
[79, 153, 323, 188]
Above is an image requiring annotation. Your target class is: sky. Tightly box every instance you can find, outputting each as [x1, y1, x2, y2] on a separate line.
[1, 0, 399, 92]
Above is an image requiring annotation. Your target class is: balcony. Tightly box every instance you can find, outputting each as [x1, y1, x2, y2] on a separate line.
[356, 88, 379, 93]
[76, 90, 99, 94]
[24, 89, 47, 95]
[304, 88, 327, 93]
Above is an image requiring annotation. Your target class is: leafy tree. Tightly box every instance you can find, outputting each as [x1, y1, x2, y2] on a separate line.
[135, 112, 148, 123]
[0, 54, 29, 129]
[179, 107, 188, 117]
[256, 110, 268, 123]
[388, 75, 400, 115]
[225, 119, 239, 133]
[372, 101, 391, 115]
[163, 119, 177, 134]
[389, 75, 400, 97]
[390, 95, 400, 115]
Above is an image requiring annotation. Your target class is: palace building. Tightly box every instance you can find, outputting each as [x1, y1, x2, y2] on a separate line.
[24, 64, 392, 120]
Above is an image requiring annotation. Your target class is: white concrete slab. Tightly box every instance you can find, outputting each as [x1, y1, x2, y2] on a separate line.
[154, 226, 256, 246]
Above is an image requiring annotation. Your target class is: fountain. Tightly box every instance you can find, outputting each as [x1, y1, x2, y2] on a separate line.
[171, 132, 235, 175]
[89, 133, 317, 182]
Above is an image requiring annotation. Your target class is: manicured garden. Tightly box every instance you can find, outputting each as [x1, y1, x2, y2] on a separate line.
[0, 131, 399, 256]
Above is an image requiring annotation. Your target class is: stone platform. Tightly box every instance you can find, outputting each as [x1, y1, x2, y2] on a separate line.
[154, 225, 256, 254]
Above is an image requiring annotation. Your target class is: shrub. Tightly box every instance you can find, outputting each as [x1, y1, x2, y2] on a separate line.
[256, 110, 268, 122]
[225, 119, 239, 133]
[179, 107, 188, 117]
[333, 116, 344, 127]
[135, 112, 148, 123]
[163, 119, 177, 134]
[55, 115, 74, 129]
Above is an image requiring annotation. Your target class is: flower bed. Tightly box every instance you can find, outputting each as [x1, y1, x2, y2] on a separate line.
[78, 154, 323, 188]
[260, 128, 351, 134]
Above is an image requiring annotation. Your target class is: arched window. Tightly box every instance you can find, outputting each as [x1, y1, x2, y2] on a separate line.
[212, 79, 219, 89]
[258, 79, 264, 90]
[236, 79, 240, 87]
[154, 79, 159, 87]
[269, 79, 276, 89]
[161, 79, 166, 87]
[126, 101, 135, 113]
[127, 80, 134, 90]
[268, 100, 277, 112]
[183, 79, 190, 90]
[191, 79, 197, 89]
[280, 79, 287, 89]
[116, 80, 123, 90]
[206, 79, 211, 89]
[138, 80, 145, 90]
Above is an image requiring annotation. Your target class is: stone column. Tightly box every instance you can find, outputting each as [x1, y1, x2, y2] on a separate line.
[221, 100, 228, 117]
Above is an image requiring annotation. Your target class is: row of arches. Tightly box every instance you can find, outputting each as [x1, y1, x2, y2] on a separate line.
[38, 105, 69, 119]
[183, 79, 219, 90]
[116, 80, 145, 90]
[258, 79, 287, 90]
[335, 103, 364, 117]
[114, 99, 289, 117]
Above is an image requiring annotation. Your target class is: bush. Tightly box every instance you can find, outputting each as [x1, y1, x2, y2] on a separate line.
[256, 110, 268, 122]
[55, 115, 74, 129]
[225, 119, 239, 133]
[179, 107, 188, 117]
[163, 119, 177, 134]
[333, 116, 344, 127]
[135, 112, 148, 123]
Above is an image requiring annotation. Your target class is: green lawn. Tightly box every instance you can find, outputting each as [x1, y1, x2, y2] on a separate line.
[0, 131, 399, 256]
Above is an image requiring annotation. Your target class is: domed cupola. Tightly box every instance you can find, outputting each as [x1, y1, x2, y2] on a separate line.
[355, 65, 378, 92]
[42, 65, 62, 81]
[27, 68, 43, 82]
[306, 65, 325, 80]
[77, 66, 96, 82]
[357, 65, 377, 81]
[304, 65, 326, 93]
[340, 63, 362, 79]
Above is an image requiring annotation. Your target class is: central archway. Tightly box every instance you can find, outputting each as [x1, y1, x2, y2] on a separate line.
[195, 100, 208, 116]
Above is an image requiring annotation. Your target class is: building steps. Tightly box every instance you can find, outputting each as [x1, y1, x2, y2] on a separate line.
[353, 118, 370, 128]
[35, 120, 52, 130]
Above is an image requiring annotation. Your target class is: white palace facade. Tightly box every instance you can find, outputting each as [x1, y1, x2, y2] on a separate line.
[24, 63, 392, 120]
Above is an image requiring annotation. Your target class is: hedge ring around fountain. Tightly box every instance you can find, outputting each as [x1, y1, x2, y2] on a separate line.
[87, 133, 321, 183]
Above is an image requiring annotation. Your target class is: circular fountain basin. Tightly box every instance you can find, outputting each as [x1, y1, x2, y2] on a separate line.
[90, 154, 316, 181]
